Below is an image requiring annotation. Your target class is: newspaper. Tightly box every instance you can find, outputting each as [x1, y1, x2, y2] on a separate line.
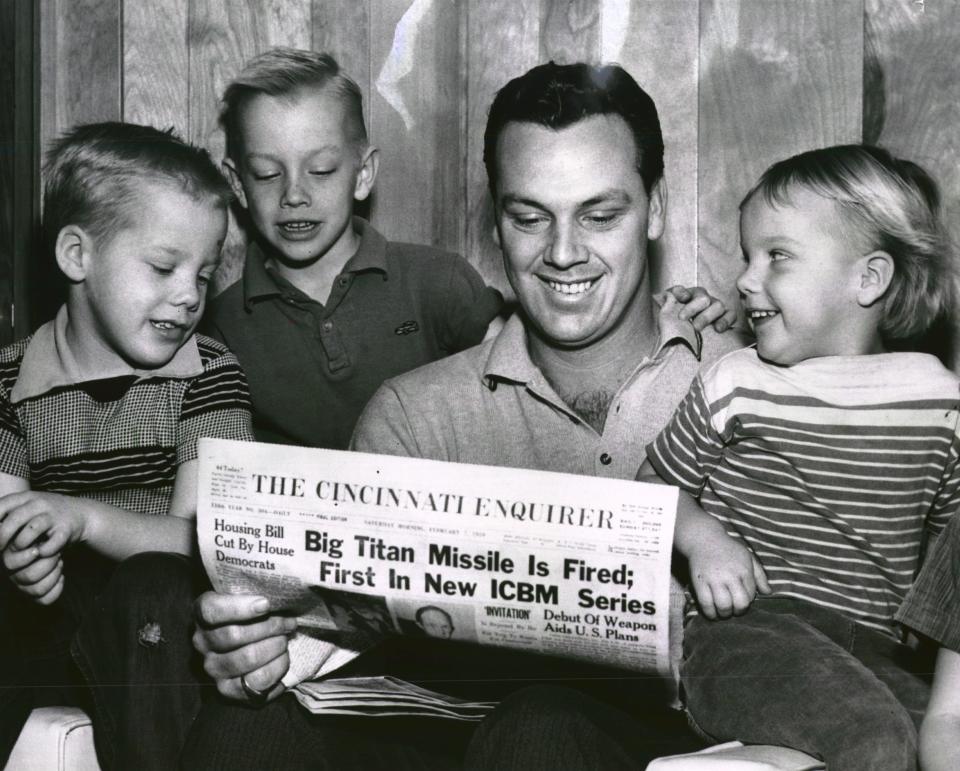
[197, 438, 679, 717]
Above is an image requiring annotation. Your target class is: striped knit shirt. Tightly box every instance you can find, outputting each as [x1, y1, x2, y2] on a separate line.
[0, 333, 254, 517]
[648, 347, 960, 636]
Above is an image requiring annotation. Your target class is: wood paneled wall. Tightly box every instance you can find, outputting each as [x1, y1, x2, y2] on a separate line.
[35, 0, 960, 345]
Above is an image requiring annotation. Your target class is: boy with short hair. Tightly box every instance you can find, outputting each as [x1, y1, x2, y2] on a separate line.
[205, 48, 504, 449]
[0, 121, 254, 768]
[642, 145, 960, 771]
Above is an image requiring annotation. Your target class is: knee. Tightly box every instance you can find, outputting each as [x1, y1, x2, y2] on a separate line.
[100, 553, 198, 621]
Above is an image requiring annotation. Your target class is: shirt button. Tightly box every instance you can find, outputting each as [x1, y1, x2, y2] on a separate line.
[338, 276, 350, 288]
[600, 453, 612, 466]
[321, 320, 333, 333]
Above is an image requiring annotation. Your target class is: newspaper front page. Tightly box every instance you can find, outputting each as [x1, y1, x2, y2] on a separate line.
[197, 438, 678, 718]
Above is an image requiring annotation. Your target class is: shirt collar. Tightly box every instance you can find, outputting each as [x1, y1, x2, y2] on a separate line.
[11, 305, 203, 404]
[242, 217, 388, 310]
[482, 293, 702, 387]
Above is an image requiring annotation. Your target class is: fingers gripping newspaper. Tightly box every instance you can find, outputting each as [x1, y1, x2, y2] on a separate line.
[197, 438, 679, 719]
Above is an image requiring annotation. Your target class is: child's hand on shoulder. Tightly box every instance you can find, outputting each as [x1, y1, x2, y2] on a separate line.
[687, 526, 771, 619]
[0, 491, 87, 603]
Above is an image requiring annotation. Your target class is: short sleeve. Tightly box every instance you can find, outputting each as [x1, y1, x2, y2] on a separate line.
[0, 383, 28, 479]
[177, 347, 255, 465]
[645, 375, 725, 496]
[897, 512, 960, 651]
[350, 384, 421, 458]
[926, 430, 960, 536]
[437, 257, 503, 354]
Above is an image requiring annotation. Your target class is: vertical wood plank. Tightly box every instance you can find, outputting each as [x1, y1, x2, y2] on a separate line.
[188, 0, 312, 293]
[618, 0, 699, 292]
[124, 0, 189, 135]
[697, 0, 864, 311]
[312, 0, 370, 129]
[540, 0, 600, 64]
[465, 0, 541, 291]
[865, 0, 960, 365]
[40, 0, 121, 147]
[369, 0, 464, 253]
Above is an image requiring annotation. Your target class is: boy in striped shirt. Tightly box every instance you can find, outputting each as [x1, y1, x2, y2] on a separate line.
[0, 122, 254, 768]
[642, 145, 960, 771]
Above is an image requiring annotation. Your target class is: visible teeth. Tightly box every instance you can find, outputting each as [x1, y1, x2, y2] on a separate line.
[152, 321, 176, 330]
[748, 310, 778, 319]
[280, 221, 316, 231]
[546, 280, 594, 295]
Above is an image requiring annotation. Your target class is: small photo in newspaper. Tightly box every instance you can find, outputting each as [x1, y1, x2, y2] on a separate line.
[392, 598, 477, 643]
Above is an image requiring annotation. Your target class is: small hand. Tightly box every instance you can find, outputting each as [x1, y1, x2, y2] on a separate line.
[688, 531, 771, 619]
[193, 591, 296, 704]
[0, 491, 86, 553]
[665, 285, 737, 333]
[3, 545, 64, 604]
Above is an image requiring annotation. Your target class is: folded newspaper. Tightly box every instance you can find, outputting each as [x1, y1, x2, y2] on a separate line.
[197, 438, 679, 718]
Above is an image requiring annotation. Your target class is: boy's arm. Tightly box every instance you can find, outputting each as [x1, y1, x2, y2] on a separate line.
[638, 459, 770, 619]
[1, 460, 198, 561]
[920, 646, 960, 771]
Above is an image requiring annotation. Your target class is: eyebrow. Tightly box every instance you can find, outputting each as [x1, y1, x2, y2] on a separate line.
[500, 189, 633, 209]
[246, 146, 342, 161]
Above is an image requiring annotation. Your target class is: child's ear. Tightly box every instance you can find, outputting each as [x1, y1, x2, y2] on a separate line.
[222, 159, 248, 208]
[857, 251, 895, 307]
[353, 146, 380, 202]
[54, 225, 93, 282]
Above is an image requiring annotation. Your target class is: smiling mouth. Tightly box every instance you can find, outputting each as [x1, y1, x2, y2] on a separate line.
[151, 320, 185, 332]
[542, 278, 597, 296]
[746, 309, 779, 327]
[278, 221, 319, 233]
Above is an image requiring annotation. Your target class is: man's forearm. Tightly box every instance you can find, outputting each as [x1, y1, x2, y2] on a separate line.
[82, 499, 194, 559]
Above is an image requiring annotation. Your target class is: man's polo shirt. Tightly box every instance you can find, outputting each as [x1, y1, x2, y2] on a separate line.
[352, 300, 748, 478]
[202, 218, 502, 450]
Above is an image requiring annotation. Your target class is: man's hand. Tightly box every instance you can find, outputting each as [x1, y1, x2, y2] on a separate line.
[665, 285, 737, 333]
[686, 525, 771, 620]
[0, 491, 86, 604]
[193, 591, 296, 705]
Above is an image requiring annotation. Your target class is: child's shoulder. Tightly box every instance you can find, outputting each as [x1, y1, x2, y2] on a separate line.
[0, 337, 32, 398]
[194, 334, 244, 373]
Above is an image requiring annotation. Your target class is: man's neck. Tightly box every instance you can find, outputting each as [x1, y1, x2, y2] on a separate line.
[527, 298, 659, 433]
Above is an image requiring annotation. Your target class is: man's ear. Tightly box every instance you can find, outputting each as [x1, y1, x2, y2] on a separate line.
[54, 225, 93, 282]
[647, 176, 667, 241]
[222, 159, 248, 209]
[857, 251, 895, 307]
[354, 145, 380, 202]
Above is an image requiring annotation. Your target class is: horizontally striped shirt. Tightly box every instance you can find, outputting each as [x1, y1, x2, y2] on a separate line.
[648, 347, 960, 636]
[0, 332, 254, 516]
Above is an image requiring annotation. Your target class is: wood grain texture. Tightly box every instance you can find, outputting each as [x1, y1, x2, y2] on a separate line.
[540, 0, 600, 64]
[369, 0, 464, 253]
[697, 0, 863, 311]
[618, 0, 699, 292]
[40, 0, 121, 146]
[865, 0, 960, 363]
[188, 0, 312, 293]
[312, 0, 370, 126]
[124, 0, 188, 134]
[464, 0, 541, 291]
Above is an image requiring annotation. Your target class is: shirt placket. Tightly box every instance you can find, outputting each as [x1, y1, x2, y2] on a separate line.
[314, 274, 355, 374]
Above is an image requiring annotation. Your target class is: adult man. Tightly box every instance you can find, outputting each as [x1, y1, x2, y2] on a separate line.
[188, 62, 745, 768]
[415, 605, 455, 639]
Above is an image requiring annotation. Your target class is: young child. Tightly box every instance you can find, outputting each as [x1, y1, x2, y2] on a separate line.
[641, 145, 960, 771]
[897, 511, 960, 771]
[203, 48, 503, 449]
[0, 122, 254, 768]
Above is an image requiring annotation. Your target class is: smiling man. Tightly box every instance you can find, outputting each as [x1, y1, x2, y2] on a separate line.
[187, 62, 745, 769]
